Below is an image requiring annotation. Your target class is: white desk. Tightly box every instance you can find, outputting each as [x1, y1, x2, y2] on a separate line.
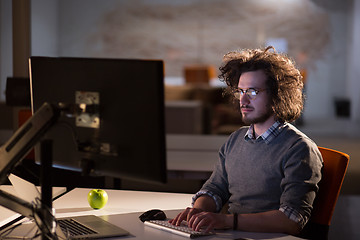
[102, 210, 304, 240]
[0, 188, 304, 239]
[53, 188, 193, 218]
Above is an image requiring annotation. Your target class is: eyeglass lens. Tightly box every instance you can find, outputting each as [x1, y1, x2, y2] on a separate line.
[234, 89, 257, 100]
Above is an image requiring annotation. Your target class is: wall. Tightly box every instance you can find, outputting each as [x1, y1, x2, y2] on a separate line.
[58, 0, 330, 75]
[31, 0, 59, 57]
[304, 0, 350, 121]
[0, 0, 12, 102]
[347, 0, 360, 122]
[51, 0, 351, 122]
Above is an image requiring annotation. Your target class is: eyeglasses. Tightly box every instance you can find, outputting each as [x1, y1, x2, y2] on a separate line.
[232, 88, 267, 100]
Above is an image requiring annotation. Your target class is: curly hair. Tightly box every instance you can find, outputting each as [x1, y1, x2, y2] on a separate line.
[219, 46, 304, 122]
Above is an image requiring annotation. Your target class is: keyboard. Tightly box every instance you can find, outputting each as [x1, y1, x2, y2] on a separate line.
[144, 220, 215, 238]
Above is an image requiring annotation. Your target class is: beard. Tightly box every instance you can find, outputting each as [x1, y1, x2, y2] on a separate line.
[241, 104, 274, 125]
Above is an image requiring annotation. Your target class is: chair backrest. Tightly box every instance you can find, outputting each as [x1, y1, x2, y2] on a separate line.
[310, 147, 349, 226]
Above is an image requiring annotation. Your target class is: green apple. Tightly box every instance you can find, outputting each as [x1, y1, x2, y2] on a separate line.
[87, 189, 108, 209]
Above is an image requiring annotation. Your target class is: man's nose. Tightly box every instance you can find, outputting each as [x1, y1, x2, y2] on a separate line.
[240, 93, 250, 105]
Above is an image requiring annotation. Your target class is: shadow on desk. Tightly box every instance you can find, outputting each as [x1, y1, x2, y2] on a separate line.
[55, 208, 91, 214]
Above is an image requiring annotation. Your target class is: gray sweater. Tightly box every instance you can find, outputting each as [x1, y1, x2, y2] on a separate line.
[200, 123, 323, 222]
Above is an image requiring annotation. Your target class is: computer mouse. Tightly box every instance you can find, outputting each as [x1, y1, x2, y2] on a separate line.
[139, 209, 167, 222]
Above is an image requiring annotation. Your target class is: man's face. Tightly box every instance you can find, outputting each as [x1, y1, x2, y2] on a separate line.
[237, 70, 274, 125]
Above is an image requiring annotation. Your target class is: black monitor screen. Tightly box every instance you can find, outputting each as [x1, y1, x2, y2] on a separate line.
[29, 57, 166, 184]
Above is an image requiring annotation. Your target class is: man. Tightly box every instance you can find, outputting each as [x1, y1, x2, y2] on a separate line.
[170, 47, 323, 235]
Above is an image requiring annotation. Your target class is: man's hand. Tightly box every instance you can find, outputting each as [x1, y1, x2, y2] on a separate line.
[187, 211, 232, 233]
[169, 208, 232, 233]
[169, 194, 217, 227]
[169, 207, 203, 226]
[169, 194, 231, 233]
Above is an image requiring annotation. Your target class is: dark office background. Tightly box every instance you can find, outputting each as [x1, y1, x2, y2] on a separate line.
[1, 0, 359, 239]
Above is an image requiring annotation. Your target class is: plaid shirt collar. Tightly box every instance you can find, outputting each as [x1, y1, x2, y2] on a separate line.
[245, 121, 286, 144]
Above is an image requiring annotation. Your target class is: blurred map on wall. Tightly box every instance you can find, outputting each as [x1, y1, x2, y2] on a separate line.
[85, 0, 329, 77]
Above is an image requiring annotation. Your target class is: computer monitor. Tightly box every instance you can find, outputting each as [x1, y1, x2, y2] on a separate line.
[29, 57, 167, 184]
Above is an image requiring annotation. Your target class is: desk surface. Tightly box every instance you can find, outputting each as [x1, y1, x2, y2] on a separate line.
[1, 188, 304, 239]
[104, 210, 304, 240]
[53, 188, 193, 218]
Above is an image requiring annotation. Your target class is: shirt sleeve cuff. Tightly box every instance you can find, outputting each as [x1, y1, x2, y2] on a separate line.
[279, 205, 308, 229]
[192, 190, 223, 212]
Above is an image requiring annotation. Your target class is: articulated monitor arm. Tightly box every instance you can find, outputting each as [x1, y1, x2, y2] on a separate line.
[0, 188, 57, 238]
[0, 188, 36, 219]
[0, 99, 99, 239]
[0, 103, 60, 184]
[0, 103, 61, 238]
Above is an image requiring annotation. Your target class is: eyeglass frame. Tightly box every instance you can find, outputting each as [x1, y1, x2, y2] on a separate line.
[232, 87, 267, 100]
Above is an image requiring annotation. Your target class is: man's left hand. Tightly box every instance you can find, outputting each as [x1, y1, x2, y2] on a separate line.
[187, 212, 233, 233]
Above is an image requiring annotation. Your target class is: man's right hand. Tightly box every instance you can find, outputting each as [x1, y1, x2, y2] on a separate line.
[169, 207, 204, 226]
[169, 194, 218, 229]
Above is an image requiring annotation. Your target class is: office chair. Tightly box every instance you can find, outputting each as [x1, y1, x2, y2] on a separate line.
[300, 147, 349, 240]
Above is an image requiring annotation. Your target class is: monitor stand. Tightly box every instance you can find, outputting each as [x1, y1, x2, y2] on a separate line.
[39, 139, 56, 239]
[0, 103, 62, 239]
